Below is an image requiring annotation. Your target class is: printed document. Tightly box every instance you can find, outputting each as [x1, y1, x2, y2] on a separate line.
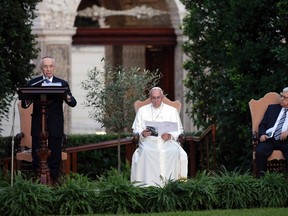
[145, 121, 178, 135]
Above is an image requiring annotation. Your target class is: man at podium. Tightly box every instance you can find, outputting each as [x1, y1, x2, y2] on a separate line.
[21, 56, 77, 183]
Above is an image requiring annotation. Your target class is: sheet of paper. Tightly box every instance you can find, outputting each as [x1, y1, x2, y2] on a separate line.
[145, 121, 178, 135]
[42, 82, 62, 86]
[265, 127, 274, 138]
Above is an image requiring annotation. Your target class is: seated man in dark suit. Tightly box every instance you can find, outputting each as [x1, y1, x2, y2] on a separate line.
[256, 87, 288, 177]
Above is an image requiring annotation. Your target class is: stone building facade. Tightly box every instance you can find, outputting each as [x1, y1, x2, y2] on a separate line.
[3, 0, 194, 136]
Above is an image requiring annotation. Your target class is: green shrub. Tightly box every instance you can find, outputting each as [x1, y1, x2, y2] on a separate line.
[213, 168, 258, 209]
[76, 146, 127, 179]
[53, 173, 97, 215]
[181, 171, 218, 210]
[0, 172, 54, 216]
[254, 172, 288, 207]
[1, 168, 288, 214]
[66, 133, 130, 147]
[0, 136, 12, 159]
[94, 168, 144, 214]
[142, 179, 187, 213]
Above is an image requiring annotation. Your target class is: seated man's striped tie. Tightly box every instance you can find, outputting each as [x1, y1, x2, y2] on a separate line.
[274, 108, 288, 140]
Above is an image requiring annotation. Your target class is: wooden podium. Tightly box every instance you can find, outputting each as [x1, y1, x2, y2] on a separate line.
[17, 86, 68, 184]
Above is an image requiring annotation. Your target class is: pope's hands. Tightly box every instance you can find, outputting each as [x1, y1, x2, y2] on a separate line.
[142, 130, 171, 141]
[161, 133, 171, 141]
[142, 129, 151, 137]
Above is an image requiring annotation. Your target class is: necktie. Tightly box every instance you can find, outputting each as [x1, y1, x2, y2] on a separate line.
[274, 109, 287, 140]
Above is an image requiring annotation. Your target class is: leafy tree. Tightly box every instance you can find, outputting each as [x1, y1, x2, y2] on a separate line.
[0, 0, 40, 134]
[181, 0, 288, 171]
[82, 62, 161, 171]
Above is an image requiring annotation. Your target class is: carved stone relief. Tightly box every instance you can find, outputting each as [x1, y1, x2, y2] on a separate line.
[77, 4, 169, 28]
[45, 44, 69, 79]
[37, 0, 81, 29]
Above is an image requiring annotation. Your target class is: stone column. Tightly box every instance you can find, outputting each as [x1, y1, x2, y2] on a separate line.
[32, 0, 81, 133]
[167, 0, 196, 132]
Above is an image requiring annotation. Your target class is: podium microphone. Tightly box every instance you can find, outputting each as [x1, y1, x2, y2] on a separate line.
[31, 77, 49, 86]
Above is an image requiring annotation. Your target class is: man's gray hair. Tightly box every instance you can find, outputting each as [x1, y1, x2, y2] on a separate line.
[283, 87, 288, 92]
[40, 56, 56, 67]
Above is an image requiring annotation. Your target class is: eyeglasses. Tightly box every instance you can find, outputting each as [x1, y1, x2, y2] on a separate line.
[42, 65, 54, 70]
[280, 93, 288, 100]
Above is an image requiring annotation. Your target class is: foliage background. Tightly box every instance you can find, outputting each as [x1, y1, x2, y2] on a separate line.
[180, 0, 288, 171]
[0, 0, 40, 134]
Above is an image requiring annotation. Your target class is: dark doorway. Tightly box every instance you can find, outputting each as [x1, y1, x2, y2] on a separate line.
[146, 46, 175, 100]
[73, 28, 176, 99]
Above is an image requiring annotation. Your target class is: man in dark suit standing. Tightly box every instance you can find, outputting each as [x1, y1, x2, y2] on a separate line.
[21, 56, 77, 182]
[256, 87, 288, 177]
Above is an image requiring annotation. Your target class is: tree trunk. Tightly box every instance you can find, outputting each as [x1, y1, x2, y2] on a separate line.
[117, 133, 121, 172]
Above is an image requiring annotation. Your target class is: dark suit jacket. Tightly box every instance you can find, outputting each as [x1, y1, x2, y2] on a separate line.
[258, 104, 282, 138]
[21, 76, 77, 137]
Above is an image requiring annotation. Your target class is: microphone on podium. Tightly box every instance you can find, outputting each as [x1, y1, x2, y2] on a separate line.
[30, 77, 49, 86]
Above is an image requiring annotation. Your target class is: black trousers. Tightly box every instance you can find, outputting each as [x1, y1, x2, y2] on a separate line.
[32, 136, 62, 182]
[255, 137, 288, 176]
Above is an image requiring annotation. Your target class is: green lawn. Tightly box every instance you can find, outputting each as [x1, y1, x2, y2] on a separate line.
[94, 208, 288, 216]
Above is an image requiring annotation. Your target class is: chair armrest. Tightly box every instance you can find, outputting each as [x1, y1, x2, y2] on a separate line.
[14, 132, 24, 148]
[14, 132, 24, 142]
[133, 133, 140, 146]
[252, 131, 258, 147]
[178, 133, 186, 144]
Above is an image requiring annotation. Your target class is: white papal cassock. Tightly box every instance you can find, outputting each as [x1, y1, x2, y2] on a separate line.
[131, 102, 188, 187]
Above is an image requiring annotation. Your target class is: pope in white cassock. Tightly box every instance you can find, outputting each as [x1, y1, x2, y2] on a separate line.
[131, 87, 188, 187]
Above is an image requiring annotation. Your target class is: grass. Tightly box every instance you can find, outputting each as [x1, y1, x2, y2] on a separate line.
[93, 208, 288, 216]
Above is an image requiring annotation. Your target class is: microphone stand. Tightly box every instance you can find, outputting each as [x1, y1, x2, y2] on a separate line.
[31, 78, 48, 86]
